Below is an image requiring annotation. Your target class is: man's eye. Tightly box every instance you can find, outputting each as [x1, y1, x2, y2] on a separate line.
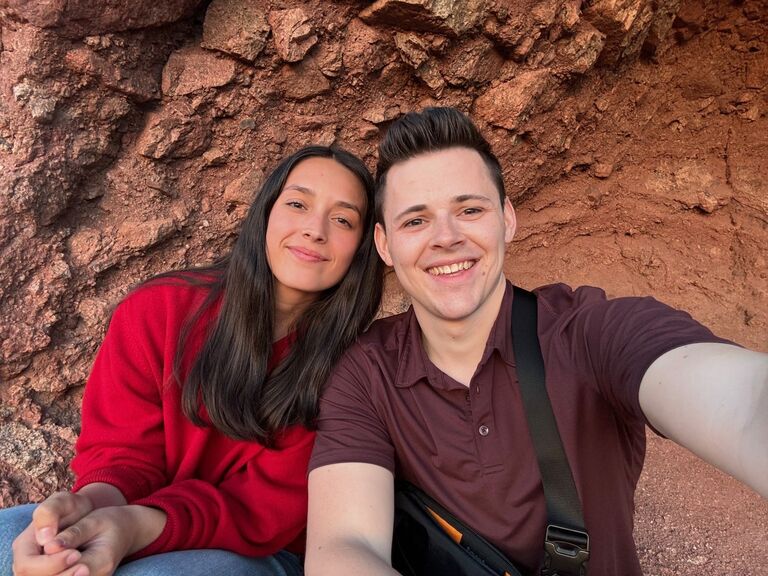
[404, 218, 424, 228]
[463, 207, 482, 215]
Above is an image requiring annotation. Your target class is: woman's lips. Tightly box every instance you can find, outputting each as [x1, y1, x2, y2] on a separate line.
[288, 246, 327, 262]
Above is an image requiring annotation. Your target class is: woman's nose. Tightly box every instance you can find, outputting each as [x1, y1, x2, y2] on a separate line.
[302, 216, 327, 242]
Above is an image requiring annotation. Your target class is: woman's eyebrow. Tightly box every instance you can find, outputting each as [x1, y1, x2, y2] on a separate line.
[283, 185, 362, 215]
[336, 201, 362, 216]
[283, 184, 314, 195]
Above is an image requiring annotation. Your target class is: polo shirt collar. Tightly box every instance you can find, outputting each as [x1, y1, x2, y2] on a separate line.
[394, 307, 430, 388]
[393, 281, 516, 389]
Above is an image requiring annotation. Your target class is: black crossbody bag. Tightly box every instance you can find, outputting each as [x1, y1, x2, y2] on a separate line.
[392, 287, 590, 576]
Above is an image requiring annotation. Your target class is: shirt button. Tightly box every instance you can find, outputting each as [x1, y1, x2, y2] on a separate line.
[478, 425, 490, 436]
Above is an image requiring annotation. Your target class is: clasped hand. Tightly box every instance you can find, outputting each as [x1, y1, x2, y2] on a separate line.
[12, 491, 163, 576]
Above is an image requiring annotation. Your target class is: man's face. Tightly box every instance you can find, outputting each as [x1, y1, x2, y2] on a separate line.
[374, 147, 516, 327]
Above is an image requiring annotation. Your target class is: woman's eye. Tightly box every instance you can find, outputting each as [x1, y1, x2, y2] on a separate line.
[335, 217, 353, 228]
[287, 201, 305, 209]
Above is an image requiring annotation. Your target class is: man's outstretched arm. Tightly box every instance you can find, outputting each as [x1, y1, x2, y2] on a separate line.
[306, 462, 400, 576]
[639, 342, 768, 497]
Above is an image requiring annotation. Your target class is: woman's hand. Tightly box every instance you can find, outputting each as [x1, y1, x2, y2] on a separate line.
[12, 523, 82, 576]
[12, 491, 94, 576]
[43, 505, 167, 576]
[31, 492, 95, 549]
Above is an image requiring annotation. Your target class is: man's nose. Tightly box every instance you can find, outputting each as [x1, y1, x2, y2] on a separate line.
[430, 214, 463, 248]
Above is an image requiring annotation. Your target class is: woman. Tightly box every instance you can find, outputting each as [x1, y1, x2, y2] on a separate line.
[1, 145, 383, 576]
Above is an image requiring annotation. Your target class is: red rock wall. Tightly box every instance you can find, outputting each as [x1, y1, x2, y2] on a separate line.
[0, 0, 766, 570]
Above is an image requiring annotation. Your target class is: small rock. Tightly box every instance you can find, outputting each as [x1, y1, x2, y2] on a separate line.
[359, 122, 379, 139]
[394, 32, 431, 69]
[280, 59, 331, 101]
[474, 70, 551, 131]
[28, 95, 58, 124]
[224, 168, 264, 206]
[342, 18, 393, 76]
[202, 0, 271, 62]
[360, 0, 487, 36]
[136, 103, 212, 159]
[593, 162, 614, 179]
[268, 8, 318, 63]
[745, 59, 767, 89]
[556, 21, 606, 75]
[741, 104, 760, 122]
[161, 47, 237, 97]
[379, 61, 410, 97]
[442, 37, 504, 86]
[203, 147, 228, 166]
[362, 103, 401, 124]
[583, 0, 654, 64]
[77, 297, 110, 328]
[415, 61, 446, 95]
[316, 42, 343, 77]
[679, 69, 724, 100]
[12, 82, 32, 103]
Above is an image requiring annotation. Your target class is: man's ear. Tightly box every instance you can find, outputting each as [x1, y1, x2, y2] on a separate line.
[374, 222, 394, 267]
[503, 197, 517, 244]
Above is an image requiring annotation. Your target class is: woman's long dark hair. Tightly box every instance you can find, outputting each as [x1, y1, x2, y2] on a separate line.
[162, 146, 382, 446]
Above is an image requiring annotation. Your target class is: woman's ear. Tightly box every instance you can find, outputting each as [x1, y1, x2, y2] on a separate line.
[374, 223, 393, 267]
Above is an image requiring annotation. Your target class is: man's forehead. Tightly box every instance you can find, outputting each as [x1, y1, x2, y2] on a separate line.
[384, 148, 498, 206]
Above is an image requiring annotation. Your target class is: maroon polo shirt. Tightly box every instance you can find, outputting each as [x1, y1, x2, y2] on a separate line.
[310, 281, 729, 575]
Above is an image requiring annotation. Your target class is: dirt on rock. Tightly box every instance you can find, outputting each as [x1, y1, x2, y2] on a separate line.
[0, 0, 766, 573]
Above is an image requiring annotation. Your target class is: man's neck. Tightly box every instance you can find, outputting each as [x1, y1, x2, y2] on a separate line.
[415, 279, 507, 386]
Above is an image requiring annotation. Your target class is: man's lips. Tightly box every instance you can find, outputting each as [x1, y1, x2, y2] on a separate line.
[288, 246, 328, 262]
[426, 259, 476, 276]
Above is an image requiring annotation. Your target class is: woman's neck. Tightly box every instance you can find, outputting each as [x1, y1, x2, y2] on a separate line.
[273, 291, 316, 340]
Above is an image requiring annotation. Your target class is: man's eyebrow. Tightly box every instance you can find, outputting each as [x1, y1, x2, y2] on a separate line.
[282, 185, 362, 215]
[393, 194, 494, 221]
[394, 204, 427, 222]
[453, 194, 494, 204]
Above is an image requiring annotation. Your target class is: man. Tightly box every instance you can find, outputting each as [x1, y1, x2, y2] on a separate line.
[305, 107, 767, 575]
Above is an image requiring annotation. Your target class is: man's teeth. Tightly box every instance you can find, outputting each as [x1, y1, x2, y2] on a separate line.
[428, 261, 474, 276]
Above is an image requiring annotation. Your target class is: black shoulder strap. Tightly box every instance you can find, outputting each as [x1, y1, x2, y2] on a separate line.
[511, 286, 590, 576]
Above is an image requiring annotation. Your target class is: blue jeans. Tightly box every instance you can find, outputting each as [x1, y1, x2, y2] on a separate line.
[0, 504, 303, 576]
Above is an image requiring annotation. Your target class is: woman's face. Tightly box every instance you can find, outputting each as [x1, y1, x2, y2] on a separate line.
[266, 156, 367, 310]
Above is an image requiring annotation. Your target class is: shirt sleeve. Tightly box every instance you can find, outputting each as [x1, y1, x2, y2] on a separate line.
[131, 426, 315, 558]
[71, 293, 168, 502]
[545, 285, 732, 425]
[309, 344, 396, 474]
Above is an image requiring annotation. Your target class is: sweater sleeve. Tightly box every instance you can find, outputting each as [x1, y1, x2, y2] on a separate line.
[71, 293, 168, 501]
[131, 426, 315, 558]
[71, 285, 315, 556]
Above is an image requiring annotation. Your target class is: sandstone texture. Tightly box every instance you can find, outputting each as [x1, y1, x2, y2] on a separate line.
[1, 0, 766, 572]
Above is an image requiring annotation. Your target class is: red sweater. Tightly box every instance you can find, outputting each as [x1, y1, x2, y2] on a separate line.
[71, 280, 315, 557]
